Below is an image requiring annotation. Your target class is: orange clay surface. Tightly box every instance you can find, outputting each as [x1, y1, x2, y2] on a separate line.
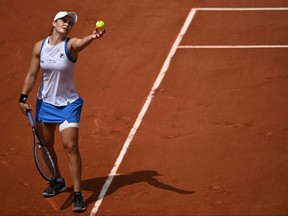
[1, 0, 288, 215]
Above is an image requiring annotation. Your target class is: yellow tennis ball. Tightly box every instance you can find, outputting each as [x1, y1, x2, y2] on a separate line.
[96, 20, 105, 29]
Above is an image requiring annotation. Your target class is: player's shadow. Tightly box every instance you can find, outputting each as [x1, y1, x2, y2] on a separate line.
[60, 170, 194, 210]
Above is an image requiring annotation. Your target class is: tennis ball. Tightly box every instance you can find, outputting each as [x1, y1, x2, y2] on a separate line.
[96, 20, 105, 29]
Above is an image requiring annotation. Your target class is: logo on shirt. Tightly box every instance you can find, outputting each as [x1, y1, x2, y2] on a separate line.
[48, 59, 56, 63]
[60, 53, 65, 58]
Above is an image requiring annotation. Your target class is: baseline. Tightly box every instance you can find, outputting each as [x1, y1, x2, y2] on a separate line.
[196, 7, 288, 11]
[178, 45, 288, 49]
[179, 7, 288, 49]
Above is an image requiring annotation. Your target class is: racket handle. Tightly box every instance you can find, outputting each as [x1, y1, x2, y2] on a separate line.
[27, 111, 35, 127]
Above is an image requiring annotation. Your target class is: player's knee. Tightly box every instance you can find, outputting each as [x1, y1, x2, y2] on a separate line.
[63, 141, 78, 154]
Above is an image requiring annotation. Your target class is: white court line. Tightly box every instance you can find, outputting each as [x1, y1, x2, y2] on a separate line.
[90, 7, 288, 215]
[178, 45, 288, 49]
[196, 7, 288, 11]
[178, 7, 288, 49]
[89, 8, 197, 216]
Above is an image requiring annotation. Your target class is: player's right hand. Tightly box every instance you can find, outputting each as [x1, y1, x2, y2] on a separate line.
[19, 103, 32, 116]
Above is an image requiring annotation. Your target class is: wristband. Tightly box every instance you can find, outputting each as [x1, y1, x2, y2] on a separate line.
[19, 94, 28, 103]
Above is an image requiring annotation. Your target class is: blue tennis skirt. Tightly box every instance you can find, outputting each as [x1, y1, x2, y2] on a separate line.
[35, 97, 84, 124]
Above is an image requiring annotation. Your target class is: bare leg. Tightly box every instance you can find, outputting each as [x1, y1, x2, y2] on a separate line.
[60, 127, 82, 192]
[36, 122, 62, 179]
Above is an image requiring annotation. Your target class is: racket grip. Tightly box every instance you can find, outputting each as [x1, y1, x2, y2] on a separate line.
[27, 111, 35, 127]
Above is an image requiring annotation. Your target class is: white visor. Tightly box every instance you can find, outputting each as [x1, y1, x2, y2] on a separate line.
[54, 11, 77, 25]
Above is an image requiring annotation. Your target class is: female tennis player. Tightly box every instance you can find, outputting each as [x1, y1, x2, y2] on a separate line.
[19, 11, 105, 212]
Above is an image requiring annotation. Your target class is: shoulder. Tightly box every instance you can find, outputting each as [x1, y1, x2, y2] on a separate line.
[34, 40, 45, 49]
[32, 39, 45, 57]
[67, 37, 79, 47]
[67, 37, 78, 43]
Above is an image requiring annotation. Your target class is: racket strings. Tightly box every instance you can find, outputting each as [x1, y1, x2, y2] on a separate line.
[35, 139, 56, 180]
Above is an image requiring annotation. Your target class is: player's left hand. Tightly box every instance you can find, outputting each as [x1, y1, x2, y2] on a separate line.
[92, 29, 106, 39]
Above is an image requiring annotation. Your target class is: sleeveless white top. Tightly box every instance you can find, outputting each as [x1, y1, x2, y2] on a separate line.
[38, 37, 79, 106]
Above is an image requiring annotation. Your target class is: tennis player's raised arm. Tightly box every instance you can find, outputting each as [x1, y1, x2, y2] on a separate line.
[70, 29, 106, 52]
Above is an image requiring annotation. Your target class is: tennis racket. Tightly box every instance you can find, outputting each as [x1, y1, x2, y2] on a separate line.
[27, 110, 56, 181]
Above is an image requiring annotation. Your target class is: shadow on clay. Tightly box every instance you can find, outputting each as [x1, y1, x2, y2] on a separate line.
[60, 170, 194, 210]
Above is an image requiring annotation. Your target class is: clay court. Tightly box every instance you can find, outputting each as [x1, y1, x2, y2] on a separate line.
[1, 0, 288, 215]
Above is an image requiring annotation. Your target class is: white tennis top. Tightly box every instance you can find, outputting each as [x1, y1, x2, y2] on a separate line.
[38, 37, 79, 106]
